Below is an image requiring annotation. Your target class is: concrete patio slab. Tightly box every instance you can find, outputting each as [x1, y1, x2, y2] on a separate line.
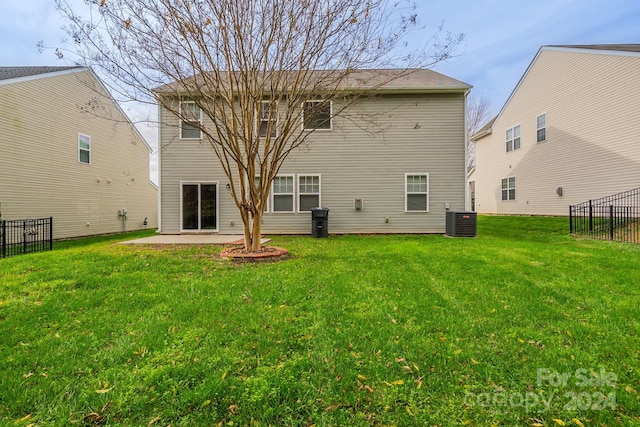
[120, 234, 270, 245]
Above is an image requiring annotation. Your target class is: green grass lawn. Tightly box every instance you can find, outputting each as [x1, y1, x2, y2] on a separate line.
[1, 217, 639, 426]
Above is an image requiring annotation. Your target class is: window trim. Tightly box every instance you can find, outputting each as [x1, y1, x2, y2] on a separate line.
[501, 176, 516, 201]
[297, 174, 322, 212]
[78, 133, 91, 164]
[180, 181, 219, 232]
[179, 101, 202, 140]
[302, 100, 333, 131]
[505, 124, 521, 152]
[271, 174, 295, 213]
[405, 173, 429, 213]
[258, 100, 278, 138]
[536, 113, 547, 143]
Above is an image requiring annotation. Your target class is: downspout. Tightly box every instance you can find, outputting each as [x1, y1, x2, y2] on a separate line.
[156, 102, 162, 233]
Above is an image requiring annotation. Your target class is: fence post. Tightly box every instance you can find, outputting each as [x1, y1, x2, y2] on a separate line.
[1, 220, 5, 258]
[609, 205, 614, 240]
[49, 217, 53, 251]
[588, 200, 593, 232]
[22, 220, 27, 255]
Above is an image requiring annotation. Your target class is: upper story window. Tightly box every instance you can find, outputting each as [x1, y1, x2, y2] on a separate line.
[536, 113, 547, 143]
[303, 100, 332, 130]
[501, 176, 516, 201]
[258, 101, 278, 138]
[180, 101, 202, 139]
[506, 125, 521, 152]
[78, 133, 91, 164]
[405, 174, 429, 212]
[298, 175, 321, 211]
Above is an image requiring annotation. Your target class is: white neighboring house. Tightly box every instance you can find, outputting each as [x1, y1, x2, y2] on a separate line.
[157, 69, 472, 235]
[0, 66, 158, 239]
[471, 45, 640, 215]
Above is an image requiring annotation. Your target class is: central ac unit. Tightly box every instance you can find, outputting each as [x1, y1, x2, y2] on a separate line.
[445, 211, 477, 237]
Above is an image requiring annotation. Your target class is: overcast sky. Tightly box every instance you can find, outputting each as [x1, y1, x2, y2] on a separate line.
[1, 0, 639, 181]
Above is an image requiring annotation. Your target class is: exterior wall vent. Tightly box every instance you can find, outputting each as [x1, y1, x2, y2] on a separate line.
[353, 198, 364, 210]
[445, 211, 477, 237]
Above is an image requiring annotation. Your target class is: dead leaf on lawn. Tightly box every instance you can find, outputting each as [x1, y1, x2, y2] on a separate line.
[84, 412, 106, 424]
[15, 414, 33, 423]
[572, 418, 585, 427]
[325, 403, 341, 412]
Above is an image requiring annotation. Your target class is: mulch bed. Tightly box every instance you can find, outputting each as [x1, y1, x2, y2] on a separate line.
[219, 245, 290, 263]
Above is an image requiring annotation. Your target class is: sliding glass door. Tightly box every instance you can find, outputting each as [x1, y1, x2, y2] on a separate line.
[182, 183, 217, 231]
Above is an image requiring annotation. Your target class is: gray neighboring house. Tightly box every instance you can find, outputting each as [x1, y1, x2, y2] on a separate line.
[0, 66, 158, 239]
[157, 69, 471, 235]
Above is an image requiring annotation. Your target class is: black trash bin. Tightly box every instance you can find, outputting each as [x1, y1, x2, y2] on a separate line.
[310, 207, 329, 238]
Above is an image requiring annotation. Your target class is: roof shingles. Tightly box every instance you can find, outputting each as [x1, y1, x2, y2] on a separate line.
[546, 44, 640, 53]
[0, 66, 82, 81]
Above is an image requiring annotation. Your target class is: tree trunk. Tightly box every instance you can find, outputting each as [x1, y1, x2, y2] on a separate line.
[242, 217, 251, 250]
[250, 211, 262, 251]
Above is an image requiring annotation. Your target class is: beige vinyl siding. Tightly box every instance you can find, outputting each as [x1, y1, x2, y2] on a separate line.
[159, 92, 467, 234]
[474, 48, 640, 216]
[0, 70, 158, 239]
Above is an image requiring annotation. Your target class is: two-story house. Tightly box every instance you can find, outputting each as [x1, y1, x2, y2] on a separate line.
[0, 66, 158, 239]
[471, 45, 640, 216]
[157, 69, 471, 235]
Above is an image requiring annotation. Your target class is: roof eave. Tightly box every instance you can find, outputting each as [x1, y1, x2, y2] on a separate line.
[375, 86, 471, 94]
[471, 128, 492, 141]
[154, 85, 472, 96]
[0, 66, 89, 86]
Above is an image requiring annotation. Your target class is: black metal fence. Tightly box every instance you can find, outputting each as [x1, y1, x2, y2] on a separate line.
[1, 217, 53, 258]
[569, 188, 640, 244]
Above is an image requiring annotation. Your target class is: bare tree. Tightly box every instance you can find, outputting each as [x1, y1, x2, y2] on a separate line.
[56, 0, 463, 251]
[466, 93, 490, 172]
